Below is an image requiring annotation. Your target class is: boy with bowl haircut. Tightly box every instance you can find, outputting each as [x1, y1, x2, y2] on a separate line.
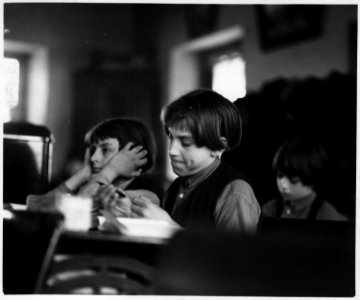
[262, 136, 349, 221]
[131, 89, 260, 233]
[28, 117, 162, 226]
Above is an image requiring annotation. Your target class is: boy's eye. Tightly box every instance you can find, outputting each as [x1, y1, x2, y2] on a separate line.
[181, 138, 193, 147]
[102, 146, 116, 154]
[289, 177, 301, 184]
[89, 146, 96, 155]
[181, 141, 191, 147]
[276, 171, 284, 178]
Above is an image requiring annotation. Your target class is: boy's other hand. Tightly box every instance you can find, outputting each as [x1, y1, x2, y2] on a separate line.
[97, 184, 132, 217]
[131, 196, 176, 224]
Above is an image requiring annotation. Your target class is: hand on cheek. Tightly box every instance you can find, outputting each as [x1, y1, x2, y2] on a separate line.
[101, 142, 148, 181]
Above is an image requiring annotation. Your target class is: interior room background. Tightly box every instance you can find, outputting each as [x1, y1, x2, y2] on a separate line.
[3, 3, 357, 219]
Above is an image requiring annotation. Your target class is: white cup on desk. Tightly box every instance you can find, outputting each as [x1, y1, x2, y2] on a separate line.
[56, 194, 92, 231]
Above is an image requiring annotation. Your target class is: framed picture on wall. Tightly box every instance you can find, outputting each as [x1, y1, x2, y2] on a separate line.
[257, 5, 325, 51]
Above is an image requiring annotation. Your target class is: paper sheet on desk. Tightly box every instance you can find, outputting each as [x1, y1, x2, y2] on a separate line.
[98, 213, 180, 239]
[8, 203, 27, 210]
[100, 209, 127, 234]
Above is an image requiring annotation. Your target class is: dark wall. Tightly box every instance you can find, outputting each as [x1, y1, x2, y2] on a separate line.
[223, 71, 356, 219]
[4, 4, 357, 195]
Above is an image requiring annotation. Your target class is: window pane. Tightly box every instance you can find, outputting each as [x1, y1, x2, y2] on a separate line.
[212, 53, 246, 102]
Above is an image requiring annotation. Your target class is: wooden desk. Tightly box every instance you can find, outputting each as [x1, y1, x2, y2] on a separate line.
[3, 208, 173, 294]
[35, 228, 173, 294]
[3, 210, 64, 294]
[56, 229, 168, 265]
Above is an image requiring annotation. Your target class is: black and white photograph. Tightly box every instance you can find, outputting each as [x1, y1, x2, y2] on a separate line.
[2, 1, 357, 297]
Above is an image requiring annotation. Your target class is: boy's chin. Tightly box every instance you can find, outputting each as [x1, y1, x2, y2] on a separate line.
[172, 167, 186, 177]
[91, 168, 101, 174]
[172, 168, 197, 177]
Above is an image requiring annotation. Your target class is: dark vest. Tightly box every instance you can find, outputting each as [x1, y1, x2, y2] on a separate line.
[164, 162, 247, 230]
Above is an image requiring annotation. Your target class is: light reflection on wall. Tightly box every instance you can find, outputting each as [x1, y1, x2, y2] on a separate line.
[26, 46, 49, 125]
[2, 58, 19, 123]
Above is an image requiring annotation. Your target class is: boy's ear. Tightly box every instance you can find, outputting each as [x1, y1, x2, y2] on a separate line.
[210, 150, 222, 158]
[210, 137, 229, 158]
[220, 137, 229, 149]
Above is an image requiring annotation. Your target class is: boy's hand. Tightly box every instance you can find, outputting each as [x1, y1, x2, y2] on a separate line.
[97, 184, 132, 217]
[101, 142, 147, 182]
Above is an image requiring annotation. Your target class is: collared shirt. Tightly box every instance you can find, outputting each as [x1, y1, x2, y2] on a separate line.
[171, 159, 261, 233]
[281, 192, 317, 218]
[262, 193, 349, 221]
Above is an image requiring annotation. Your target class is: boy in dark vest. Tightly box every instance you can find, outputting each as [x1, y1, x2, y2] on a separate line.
[131, 89, 260, 233]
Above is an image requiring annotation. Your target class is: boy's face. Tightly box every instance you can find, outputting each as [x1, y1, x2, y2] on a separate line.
[276, 175, 313, 201]
[88, 138, 120, 173]
[167, 127, 217, 177]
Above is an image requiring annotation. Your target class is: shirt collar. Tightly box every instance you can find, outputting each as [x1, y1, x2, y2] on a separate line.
[181, 158, 221, 189]
[284, 191, 317, 212]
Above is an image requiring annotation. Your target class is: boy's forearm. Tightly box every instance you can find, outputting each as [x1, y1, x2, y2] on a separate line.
[46, 182, 74, 196]
[97, 166, 118, 184]
[63, 166, 91, 191]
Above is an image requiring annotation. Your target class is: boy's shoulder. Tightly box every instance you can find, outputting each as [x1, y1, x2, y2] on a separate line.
[318, 201, 349, 221]
[224, 178, 255, 194]
[261, 198, 280, 217]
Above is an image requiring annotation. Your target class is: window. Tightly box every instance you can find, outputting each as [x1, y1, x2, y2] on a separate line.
[211, 51, 246, 101]
[4, 40, 48, 124]
[199, 40, 246, 102]
[2, 58, 20, 122]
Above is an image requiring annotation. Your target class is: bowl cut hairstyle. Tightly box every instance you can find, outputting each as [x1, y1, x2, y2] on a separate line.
[162, 89, 242, 151]
[84, 117, 156, 173]
[272, 137, 329, 190]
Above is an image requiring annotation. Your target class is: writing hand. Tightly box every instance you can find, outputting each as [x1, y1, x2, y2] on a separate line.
[131, 196, 176, 224]
[97, 184, 132, 217]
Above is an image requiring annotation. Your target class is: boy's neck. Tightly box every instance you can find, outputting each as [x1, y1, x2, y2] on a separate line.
[112, 177, 135, 190]
[181, 158, 221, 188]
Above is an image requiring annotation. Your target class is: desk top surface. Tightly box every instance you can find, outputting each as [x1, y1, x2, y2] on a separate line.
[61, 229, 172, 245]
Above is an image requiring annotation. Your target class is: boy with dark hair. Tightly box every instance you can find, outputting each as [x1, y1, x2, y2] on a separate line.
[28, 117, 162, 222]
[262, 136, 348, 221]
[131, 89, 260, 233]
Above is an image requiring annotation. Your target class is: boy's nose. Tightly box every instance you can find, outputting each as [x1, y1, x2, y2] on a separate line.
[279, 177, 290, 189]
[168, 140, 179, 156]
[90, 148, 101, 163]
